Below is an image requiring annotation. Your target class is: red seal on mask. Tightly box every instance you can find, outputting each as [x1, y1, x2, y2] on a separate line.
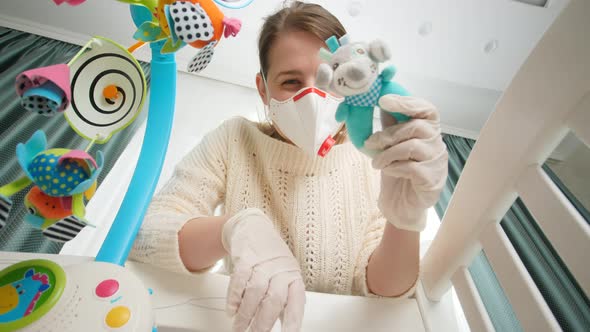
[318, 136, 336, 157]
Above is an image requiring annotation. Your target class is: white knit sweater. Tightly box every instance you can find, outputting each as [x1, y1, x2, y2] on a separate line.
[129, 117, 386, 296]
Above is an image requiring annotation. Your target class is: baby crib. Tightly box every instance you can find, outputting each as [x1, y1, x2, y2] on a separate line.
[1, 0, 588, 330]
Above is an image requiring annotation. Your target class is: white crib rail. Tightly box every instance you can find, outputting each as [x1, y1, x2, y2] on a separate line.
[451, 267, 494, 332]
[421, 0, 590, 330]
[480, 223, 560, 330]
[516, 165, 590, 296]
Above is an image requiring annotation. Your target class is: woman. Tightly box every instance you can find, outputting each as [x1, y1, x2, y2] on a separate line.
[130, 2, 448, 331]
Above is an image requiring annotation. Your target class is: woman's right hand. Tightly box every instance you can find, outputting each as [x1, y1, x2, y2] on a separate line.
[222, 208, 306, 332]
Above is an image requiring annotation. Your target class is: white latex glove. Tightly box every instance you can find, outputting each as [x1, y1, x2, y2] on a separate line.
[222, 208, 306, 332]
[365, 95, 448, 232]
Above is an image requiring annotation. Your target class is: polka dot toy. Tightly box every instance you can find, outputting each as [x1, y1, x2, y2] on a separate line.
[168, 1, 214, 44]
[27, 149, 92, 197]
[153, 0, 242, 60]
[15, 64, 71, 115]
[1, 130, 104, 242]
[187, 41, 216, 73]
[20, 93, 60, 117]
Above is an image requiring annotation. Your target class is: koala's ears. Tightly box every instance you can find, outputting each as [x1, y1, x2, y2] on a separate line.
[316, 63, 333, 90]
[368, 40, 392, 63]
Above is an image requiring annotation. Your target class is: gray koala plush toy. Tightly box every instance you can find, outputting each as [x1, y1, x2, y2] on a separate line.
[316, 34, 410, 156]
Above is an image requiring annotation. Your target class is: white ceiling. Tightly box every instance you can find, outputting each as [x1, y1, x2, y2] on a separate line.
[0, 0, 568, 138]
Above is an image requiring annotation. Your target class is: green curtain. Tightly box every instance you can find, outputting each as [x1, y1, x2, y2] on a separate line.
[436, 134, 590, 331]
[501, 198, 590, 331]
[434, 134, 475, 218]
[0, 27, 150, 253]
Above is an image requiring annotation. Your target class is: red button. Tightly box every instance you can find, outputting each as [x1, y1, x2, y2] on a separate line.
[95, 279, 119, 298]
[318, 136, 336, 157]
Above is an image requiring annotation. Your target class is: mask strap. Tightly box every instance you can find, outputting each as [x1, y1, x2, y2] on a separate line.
[260, 70, 272, 107]
[259, 69, 277, 133]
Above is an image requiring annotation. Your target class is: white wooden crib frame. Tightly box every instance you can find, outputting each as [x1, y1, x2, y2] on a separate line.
[421, 0, 590, 330]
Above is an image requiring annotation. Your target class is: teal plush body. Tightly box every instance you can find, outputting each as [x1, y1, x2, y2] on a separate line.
[335, 66, 410, 150]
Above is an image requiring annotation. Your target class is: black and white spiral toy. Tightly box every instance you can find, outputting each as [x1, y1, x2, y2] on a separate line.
[65, 37, 146, 143]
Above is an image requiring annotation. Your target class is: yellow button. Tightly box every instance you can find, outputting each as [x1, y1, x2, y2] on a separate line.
[105, 306, 131, 328]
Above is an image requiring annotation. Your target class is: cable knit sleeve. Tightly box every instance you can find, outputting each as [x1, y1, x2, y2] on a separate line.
[349, 163, 386, 296]
[352, 208, 386, 297]
[128, 120, 230, 274]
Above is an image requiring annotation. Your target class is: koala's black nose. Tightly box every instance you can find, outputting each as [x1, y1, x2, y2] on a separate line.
[347, 66, 366, 81]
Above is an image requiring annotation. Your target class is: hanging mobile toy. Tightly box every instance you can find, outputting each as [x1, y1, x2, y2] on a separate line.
[15, 64, 71, 117]
[0, 130, 103, 242]
[316, 35, 411, 157]
[15, 36, 147, 130]
[4, 36, 147, 242]
[64, 36, 147, 143]
[124, 0, 245, 73]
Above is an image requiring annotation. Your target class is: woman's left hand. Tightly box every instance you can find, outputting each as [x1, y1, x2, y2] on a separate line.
[365, 95, 448, 232]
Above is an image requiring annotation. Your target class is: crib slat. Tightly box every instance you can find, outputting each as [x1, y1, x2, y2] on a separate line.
[451, 267, 494, 332]
[480, 222, 561, 331]
[422, 0, 590, 302]
[567, 93, 590, 148]
[516, 165, 590, 296]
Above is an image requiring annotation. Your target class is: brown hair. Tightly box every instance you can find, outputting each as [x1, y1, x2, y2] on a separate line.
[257, 1, 349, 143]
[258, 1, 346, 77]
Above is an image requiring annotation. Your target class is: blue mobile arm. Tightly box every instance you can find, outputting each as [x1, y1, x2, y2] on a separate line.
[95, 6, 176, 265]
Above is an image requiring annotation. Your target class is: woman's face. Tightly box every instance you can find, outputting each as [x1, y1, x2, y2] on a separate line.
[256, 30, 326, 104]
